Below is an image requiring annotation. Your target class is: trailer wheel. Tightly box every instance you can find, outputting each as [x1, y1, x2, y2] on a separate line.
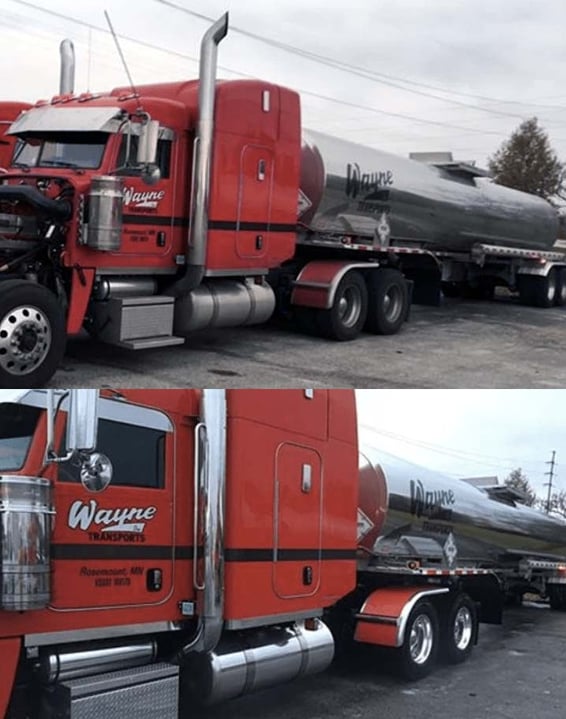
[441, 594, 477, 664]
[549, 586, 566, 611]
[554, 269, 566, 307]
[518, 271, 557, 308]
[365, 269, 408, 335]
[0, 280, 65, 388]
[397, 600, 439, 680]
[318, 271, 368, 341]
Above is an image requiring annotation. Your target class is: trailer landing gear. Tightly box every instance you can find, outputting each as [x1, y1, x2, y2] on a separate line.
[0, 280, 65, 388]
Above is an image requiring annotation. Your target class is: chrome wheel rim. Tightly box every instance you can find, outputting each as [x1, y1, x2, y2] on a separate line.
[337, 286, 362, 328]
[547, 273, 557, 301]
[0, 305, 52, 376]
[409, 614, 434, 665]
[453, 606, 473, 650]
[383, 285, 403, 323]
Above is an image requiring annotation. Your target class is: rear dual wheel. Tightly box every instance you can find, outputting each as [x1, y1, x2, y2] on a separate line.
[441, 593, 477, 664]
[318, 271, 368, 341]
[517, 269, 558, 308]
[396, 593, 477, 680]
[298, 269, 408, 341]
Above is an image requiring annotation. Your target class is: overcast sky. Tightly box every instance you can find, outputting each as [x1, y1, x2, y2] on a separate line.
[1, 0, 566, 167]
[357, 389, 565, 498]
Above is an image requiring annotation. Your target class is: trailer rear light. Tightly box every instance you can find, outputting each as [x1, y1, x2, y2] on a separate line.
[557, 565, 566, 576]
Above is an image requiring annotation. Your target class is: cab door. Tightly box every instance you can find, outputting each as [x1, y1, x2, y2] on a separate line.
[50, 397, 176, 610]
[236, 144, 273, 260]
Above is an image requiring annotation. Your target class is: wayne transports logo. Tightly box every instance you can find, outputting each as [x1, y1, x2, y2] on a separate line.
[123, 186, 165, 210]
[68, 500, 157, 533]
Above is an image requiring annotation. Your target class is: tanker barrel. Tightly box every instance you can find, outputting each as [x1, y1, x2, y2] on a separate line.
[358, 445, 566, 564]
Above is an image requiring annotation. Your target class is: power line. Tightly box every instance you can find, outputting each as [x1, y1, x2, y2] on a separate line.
[153, 0, 566, 120]
[359, 424, 544, 471]
[154, 0, 566, 124]
[3, 0, 515, 140]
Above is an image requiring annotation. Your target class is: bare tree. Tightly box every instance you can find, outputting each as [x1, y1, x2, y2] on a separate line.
[546, 490, 566, 519]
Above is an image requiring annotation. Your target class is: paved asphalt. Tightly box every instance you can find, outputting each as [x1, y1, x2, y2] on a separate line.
[48, 293, 566, 388]
[195, 601, 566, 719]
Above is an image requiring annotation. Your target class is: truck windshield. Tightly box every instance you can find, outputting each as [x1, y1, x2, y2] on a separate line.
[11, 131, 107, 169]
[0, 403, 41, 470]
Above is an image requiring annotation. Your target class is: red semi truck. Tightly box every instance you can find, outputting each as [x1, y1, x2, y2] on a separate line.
[0, 102, 31, 169]
[0, 15, 564, 388]
[1, 388, 566, 718]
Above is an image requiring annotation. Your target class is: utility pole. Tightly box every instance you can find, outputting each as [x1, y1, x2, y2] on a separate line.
[544, 450, 556, 513]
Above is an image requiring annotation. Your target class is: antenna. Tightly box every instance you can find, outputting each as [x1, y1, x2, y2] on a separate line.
[104, 10, 141, 108]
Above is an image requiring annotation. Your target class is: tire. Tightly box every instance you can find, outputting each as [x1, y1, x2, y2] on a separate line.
[554, 268, 566, 307]
[517, 271, 557, 308]
[549, 586, 566, 611]
[397, 600, 439, 680]
[293, 306, 319, 336]
[318, 271, 368, 341]
[0, 280, 66, 388]
[365, 269, 408, 335]
[441, 594, 477, 664]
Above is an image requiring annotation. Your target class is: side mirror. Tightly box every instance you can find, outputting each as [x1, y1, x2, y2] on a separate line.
[141, 164, 161, 186]
[137, 119, 159, 165]
[66, 390, 99, 453]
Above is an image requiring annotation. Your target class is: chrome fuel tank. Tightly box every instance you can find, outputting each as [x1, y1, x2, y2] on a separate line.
[300, 130, 558, 252]
[358, 447, 566, 566]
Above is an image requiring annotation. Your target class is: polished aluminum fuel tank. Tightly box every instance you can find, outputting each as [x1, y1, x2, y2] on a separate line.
[358, 447, 566, 566]
[300, 130, 558, 252]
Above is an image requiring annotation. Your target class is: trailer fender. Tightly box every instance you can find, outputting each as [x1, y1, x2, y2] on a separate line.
[353, 586, 449, 648]
[291, 260, 376, 309]
[0, 637, 20, 717]
[66, 266, 95, 335]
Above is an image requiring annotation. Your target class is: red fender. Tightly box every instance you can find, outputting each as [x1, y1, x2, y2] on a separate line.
[0, 637, 21, 717]
[66, 266, 95, 335]
[354, 586, 449, 648]
[291, 260, 373, 309]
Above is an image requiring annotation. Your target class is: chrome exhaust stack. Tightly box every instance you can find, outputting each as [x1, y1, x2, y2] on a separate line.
[172, 13, 229, 295]
[59, 39, 75, 94]
[195, 389, 227, 653]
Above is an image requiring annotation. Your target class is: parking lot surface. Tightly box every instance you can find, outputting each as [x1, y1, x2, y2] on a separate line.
[196, 602, 566, 719]
[48, 294, 566, 388]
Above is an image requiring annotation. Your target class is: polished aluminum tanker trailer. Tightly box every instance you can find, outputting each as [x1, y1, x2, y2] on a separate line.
[300, 131, 558, 253]
[296, 130, 566, 309]
[357, 446, 566, 605]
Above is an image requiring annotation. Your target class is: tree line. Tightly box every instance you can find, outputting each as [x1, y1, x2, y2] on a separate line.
[504, 467, 566, 518]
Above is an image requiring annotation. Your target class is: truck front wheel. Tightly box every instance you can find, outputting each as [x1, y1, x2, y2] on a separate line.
[0, 280, 65, 388]
[397, 600, 439, 680]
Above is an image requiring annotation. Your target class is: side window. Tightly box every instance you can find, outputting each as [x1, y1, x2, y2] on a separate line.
[116, 135, 171, 179]
[60, 418, 166, 489]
